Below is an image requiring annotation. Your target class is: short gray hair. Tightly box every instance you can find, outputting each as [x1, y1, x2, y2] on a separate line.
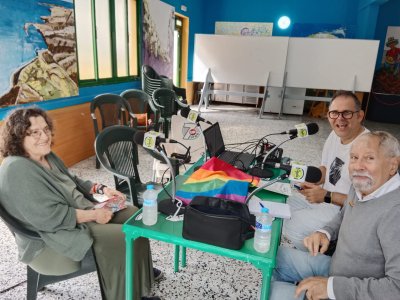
[361, 131, 400, 158]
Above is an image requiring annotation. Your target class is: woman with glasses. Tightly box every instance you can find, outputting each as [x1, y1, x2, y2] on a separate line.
[0, 107, 160, 300]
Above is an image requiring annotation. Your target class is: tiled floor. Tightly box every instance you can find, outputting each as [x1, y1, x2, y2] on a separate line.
[1, 104, 399, 299]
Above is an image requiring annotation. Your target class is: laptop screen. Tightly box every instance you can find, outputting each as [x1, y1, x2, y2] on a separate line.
[202, 122, 225, 157]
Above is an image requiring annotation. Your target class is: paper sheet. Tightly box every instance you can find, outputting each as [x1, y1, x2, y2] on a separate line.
[248, 196, 291, 219]
[257, 180, 292, 196]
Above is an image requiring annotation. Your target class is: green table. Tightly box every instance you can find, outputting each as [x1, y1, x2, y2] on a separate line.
[123, 178, 286, 300]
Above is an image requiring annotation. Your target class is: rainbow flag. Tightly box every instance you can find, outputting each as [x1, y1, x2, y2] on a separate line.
[176, 157, 260, 205]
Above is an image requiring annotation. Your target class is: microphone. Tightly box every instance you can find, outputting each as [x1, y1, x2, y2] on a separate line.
[180, 107, 212, 124]
[133, 131, 184, 216]
[264, 162, 322, 183]
[280, 123, 319, 137]
[133, 131, 178, 147]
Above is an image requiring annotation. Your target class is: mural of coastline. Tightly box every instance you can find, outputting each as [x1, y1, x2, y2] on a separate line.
[215, 22, 273, 36]
[291, 23, 353, 39]
[372, 26, 400, 95]
[0, 0, 78, 108]
[142, 0, 174, 78]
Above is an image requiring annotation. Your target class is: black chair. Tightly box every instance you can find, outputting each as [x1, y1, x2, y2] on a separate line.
[120, 89, 158, 131]
[141, 64, 187, 103]
[0, 201, 104, 300]
[90, 93, 137, 168]
[152, 88, 188, 138]
[95, 125, 158, 207]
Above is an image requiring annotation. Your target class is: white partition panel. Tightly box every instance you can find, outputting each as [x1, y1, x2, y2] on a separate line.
[193, 34, 289, 87]
[285, 38, 379, 92]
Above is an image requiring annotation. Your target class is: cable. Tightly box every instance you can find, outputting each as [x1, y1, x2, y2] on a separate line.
[224, 136, 270, 169]
[261, 136, 295, 169]
[0, 280, 27, 294]
[159, 157, 187, 203]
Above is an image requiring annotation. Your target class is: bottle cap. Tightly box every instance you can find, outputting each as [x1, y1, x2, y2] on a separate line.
[261, 207, 269, 213]
[147, 184, 154, 190]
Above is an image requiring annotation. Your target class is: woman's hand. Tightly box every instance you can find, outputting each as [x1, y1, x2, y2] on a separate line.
[103, 187, 126, 201]
[76, 208, 113, 224]
[93, 208, 114, 224]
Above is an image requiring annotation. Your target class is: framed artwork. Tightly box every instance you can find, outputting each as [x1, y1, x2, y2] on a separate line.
[0, 0, 78, 108]
[215, 22, 273, 37]
[142, 0, 175, 78]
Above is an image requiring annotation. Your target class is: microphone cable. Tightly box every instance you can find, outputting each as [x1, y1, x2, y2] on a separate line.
[224, 137, 272, 171]
[258, 136, 295, 170]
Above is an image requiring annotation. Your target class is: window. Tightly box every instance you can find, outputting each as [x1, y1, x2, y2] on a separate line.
[173, 16, 183, 87]
[74, 0, 138, 85]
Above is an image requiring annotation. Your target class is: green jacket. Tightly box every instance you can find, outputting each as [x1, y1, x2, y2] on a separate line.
[0, 152, 95, 263]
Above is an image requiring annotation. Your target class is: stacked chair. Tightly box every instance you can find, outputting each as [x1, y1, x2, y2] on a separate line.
[151, 88, 188, 138]
[120, 89, 158, 131]
[141, 65, 187, 103]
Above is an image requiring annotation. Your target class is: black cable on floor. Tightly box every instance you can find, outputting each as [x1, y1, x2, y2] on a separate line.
[0, 279, 27, 293]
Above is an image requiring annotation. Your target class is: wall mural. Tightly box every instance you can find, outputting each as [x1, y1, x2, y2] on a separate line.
[215, 22, 273, 36]
[372, 26, 400, 95]
[142, 0, 174, 78]
[291, 23, 353, 39]
[0, 0, 78, 108]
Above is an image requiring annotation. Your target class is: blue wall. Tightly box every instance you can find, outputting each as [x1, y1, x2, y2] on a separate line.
[202, 0, 359, 37]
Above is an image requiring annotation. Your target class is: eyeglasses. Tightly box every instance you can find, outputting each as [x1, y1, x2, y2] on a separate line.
[26, 127, 51, 139]
[328, 110, 359, 119]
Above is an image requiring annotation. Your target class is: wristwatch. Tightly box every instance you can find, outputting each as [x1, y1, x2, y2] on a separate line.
[324, 191, 332, 203]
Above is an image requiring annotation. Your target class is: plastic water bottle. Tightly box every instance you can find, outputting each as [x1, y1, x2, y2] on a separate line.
[142, 185, 158, 226]
[254, 207, 273, 253]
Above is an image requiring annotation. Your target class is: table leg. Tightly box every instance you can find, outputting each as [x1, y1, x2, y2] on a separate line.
[125, 235, 135, 300]
[181, 246, 187, 268]
[174, 245, 180, 272]
[260, 267, 273, 300]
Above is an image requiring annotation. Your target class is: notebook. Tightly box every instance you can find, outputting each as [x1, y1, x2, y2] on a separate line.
[202, 122, 255, 170]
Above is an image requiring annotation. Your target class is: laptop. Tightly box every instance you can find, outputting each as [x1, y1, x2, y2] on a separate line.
[203, 122, 255, 170]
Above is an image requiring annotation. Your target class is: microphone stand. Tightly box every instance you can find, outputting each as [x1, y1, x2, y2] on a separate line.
[197, 122, 208, 163]
[261, 135, 296, 169]
[154, 146, 184, 216]
[245, 173, 289, 203]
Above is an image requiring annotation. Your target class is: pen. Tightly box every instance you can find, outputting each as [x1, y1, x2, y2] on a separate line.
[259, 202, 265, 209]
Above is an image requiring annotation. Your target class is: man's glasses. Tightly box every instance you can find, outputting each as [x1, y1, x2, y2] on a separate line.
[26, 127, 51, 139]
[328, 110, 359, 119]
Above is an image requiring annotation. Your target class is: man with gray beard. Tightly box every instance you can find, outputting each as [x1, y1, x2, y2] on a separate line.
[270, 131, 400, 300]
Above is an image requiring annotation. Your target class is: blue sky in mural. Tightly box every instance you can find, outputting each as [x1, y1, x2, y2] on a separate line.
[0, 0, 73, 96]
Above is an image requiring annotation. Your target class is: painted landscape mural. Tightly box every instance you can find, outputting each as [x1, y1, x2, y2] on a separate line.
[142, 0, 174, 78]
[0, 0, 78, 108]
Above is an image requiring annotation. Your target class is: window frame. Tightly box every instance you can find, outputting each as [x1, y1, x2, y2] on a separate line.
[74, 0, 141, 87]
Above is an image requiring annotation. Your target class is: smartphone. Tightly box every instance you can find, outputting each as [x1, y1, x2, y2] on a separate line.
[293, 184, 303, 191]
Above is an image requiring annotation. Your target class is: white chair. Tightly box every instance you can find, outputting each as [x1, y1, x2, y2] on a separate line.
[152, 115, 211, 182]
